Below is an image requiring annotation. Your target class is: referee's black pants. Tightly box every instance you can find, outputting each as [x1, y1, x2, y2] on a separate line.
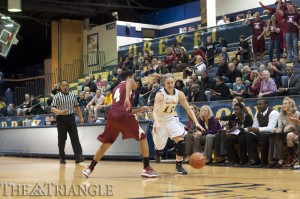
[56, 115, 83, 159]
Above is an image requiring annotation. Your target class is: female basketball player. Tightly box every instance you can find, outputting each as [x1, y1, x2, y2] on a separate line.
[152, 73, 205, 174]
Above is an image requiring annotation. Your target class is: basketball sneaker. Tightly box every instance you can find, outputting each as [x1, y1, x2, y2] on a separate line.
[82, 167, 93, 178]
[141, 166, 159, 178]
[176, 165, 188, 175]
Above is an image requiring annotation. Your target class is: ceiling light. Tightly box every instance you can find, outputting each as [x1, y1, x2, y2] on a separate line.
[5, 23, 14, 27]
[8, 0, 22, 12]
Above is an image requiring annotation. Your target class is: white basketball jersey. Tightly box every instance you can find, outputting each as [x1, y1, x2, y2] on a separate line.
[158, 88, 179, 121]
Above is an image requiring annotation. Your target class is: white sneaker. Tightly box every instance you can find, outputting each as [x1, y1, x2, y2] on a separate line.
[82, 167, 93, 178]
[294, 164, 300, 169]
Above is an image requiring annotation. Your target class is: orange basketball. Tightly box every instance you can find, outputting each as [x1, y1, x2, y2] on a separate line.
[189, 152, 206, 169]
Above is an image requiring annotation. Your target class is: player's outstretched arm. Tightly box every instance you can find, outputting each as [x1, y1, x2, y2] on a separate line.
[178, 91, 205, 132]
[152, 92, 163, 133]
[131, 106, 151, 115]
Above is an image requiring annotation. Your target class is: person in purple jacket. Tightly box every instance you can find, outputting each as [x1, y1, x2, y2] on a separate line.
[258, 70, 277, 98]
[185, 105, 221, 164]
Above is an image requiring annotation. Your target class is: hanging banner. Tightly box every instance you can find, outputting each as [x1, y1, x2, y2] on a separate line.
[200, 0, 207, 27]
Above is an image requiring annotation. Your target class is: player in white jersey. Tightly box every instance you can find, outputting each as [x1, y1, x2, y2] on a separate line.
[152, 73, 205, 174]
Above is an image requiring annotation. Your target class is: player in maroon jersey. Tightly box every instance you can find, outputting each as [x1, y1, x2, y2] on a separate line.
[82, 69, 158, 178]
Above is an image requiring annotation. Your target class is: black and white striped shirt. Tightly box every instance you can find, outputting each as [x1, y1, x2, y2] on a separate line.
[51, 91, 79, 115]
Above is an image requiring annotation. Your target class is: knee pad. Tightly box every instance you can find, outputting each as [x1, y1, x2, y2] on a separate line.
[176, 140, 185, 157]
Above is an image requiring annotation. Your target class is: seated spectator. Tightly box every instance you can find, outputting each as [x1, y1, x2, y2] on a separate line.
[269, 97, 300, 168]
[83, 87, 93, 103]
[163, 47, 177, 72]
[190, 73, 201, 85]
[84, 76, 97, 93]
[155, 60, 169, 75]
[118, 57, 125, 68]
[7, 103, 17, 117]
[215, 37, 228, 53]
[245, 99, 279, 167]
[45, 115, 56, 125]
[0, 101, 7, 117]
[205, 36, 216, 67]
[193, 56, 206, 76]
[231, 57, 244, 71]
[143, 64, 155, 77]
[215, 57, 228, 78]
[210, 76, 230, 101]
[241, 65, 251, 82]
[104, 90, 113, 106]
[175, 79, 188, 96]
[17, 94, 30, 116]
[225, 62, 242, 84]
[133, 79, 146, 107]
[259, 63, 266, 76]
[132, 58, 139, 73]
[95, 75, 103, 89]
[175, 47, 189, 72]
[245, 70, 262, 98]
[110, 77, 119, 92]
[267, 62, 282, 88]
[198, 105, 221, 164]
[187, 84, 207, 102]
[86, 89, 105, 118]
[100, 79, 111, 93]
[214, 96, 245, 164]
[258, 70, 277, 98]
[191, 46, 207, 64]
[199, 70, 214, 91]
[220, 47, 229, 63]
[27, 95, 43, 115]
[230, 77, 246, 98]
[277, 66, 300, 96]
[235, 35, 249, 63]
[224, 103, 253, 165]
[184, 104, 200, 160]
[78, 92, 88, 118]
[151, 58, 158, 70]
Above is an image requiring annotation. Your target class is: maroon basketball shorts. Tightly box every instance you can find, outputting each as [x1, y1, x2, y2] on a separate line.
[97, 111, 146, 144]
[252, 38, 265, 53]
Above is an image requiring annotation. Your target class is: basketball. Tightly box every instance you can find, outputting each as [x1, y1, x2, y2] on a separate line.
[189, 152, 206, 169]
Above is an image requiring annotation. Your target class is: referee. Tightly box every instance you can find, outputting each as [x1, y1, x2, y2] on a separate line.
[51, 80, 85, 164]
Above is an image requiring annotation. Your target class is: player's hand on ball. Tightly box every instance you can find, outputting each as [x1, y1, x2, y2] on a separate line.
[141, 106, 151, 112]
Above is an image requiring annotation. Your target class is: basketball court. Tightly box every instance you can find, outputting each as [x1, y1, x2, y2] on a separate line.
[0, 156, 299, 199]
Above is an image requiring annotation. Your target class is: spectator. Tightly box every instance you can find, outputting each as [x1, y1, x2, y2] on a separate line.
[205, 36, 216, 67]
[269, 97, 299, 168]
[143, 64, 155, 77]
[175, 80, 188, 96]
[7, 103, 17, 117]
[259, 63, 266, 76]
[187, 84, 207, 102]
[193, 56, 207, 76]
[198, 105, 221, 164]
[266, 14, 281, 62]
[133, 79, 146, 107]
[151, 58, 158, 70]
[163, 47, 177, 72]
[104, 90, 113, 106]
[17, 94, 30, 116]
[0, 101, 7, 117]
[84, 76, 97, 93]
[241, 65, 251, 82]
[192, 46, 207, 63]
[199, 70, 214, 92]
[277, 65, 300, 96]
[277, 1, 300, 63]
[155, 60, 169, 75]
[215, 57, 228, 78]
[245, 70, 262, 98]
[229, 77, 246, 98]
[27, 95, 43, 115]
[100, 79, 111, 93]
[210, 76, 230, 101]
[86, 89, 105, 118]
[245, 11, 266, 66]
[245, 99, 279, 167]
[175, 47, 189, 72]
[95, 75, 103, 89]
[215, 37, 228, 53]
[224, 103, 253, 165]
[231, 57, 244, 71]
[225, 62, 242, 84]
[267, 61, 282, 88]
[235, 35, 250, 63]
[220, 47, 229, 63]
[258, 70, 277, 98]
[110, 77, 119, 92]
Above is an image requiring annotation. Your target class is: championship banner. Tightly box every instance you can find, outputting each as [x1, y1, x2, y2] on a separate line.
[118, 21, 251, 58]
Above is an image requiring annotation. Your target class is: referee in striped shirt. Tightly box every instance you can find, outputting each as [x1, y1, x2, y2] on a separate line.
[51, 80, 85, 164]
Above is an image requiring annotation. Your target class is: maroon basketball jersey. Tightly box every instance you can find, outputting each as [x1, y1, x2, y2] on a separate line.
[111, 81, 135, 112]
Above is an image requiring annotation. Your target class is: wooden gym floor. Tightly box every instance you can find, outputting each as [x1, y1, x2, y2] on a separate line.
[0, 156, 299, 199]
